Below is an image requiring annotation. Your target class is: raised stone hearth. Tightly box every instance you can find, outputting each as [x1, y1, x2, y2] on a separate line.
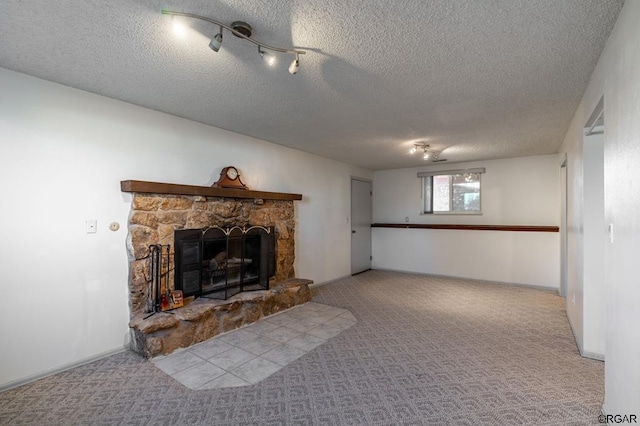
[130, 278, 312, 357]
[122, 181, 308, 357]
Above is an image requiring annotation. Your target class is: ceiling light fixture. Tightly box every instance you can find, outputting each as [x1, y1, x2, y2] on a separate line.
[162, 9, 307, 75]
[410, 142, 442, 162]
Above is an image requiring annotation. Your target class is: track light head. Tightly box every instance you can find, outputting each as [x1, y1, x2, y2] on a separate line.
[288, 59, 299, 75]
[289, 54, 299, 75]
[259, 47, 276, 67]
[209, 28, 223, 52]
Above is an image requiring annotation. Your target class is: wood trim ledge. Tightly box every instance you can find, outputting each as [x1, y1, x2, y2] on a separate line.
[120, 180, 302, 201]
[371, 223, 559, 233]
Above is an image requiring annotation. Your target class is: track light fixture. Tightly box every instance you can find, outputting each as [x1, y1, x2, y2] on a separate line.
[162, 9, 307, 75]
[410, 143, 442, 161]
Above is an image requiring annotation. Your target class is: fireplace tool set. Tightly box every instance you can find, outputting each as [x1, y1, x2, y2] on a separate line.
[144, 244, 183, 319]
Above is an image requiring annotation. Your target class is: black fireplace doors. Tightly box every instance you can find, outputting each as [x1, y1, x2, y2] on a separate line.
[175, 226, 275, 300]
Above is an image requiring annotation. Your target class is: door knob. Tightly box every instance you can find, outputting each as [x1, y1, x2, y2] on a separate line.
[352, 230, 356, 234]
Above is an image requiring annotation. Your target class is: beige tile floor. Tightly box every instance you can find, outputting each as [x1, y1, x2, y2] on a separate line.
[151, 302, 357, 389]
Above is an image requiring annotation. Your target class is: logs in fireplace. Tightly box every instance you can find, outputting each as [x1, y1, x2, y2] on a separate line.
[174, 226, 275, 300]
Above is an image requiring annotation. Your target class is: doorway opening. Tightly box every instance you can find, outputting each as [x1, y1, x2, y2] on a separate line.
[351, 178, 372, 275]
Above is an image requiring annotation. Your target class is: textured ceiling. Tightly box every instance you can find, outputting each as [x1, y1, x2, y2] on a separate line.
[0, 0, 624, 170]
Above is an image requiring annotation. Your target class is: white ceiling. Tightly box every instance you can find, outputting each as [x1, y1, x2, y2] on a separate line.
[0, 0, 624, 170]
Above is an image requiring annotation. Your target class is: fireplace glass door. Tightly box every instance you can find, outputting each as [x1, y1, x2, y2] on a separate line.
[175, 226, 274, 300]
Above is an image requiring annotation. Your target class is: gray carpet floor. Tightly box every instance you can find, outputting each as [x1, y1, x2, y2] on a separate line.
[0, 271, 604, 425]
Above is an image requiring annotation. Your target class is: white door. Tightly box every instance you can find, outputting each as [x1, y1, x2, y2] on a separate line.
[351, 179, 372, 274]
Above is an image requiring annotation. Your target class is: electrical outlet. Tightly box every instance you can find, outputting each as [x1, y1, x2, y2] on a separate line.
[405, 216, 409, 223]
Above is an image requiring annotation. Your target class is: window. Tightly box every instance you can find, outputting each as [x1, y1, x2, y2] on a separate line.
[419, 168, 485, 214]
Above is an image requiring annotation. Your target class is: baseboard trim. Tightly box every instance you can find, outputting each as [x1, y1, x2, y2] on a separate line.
[309, 275, 352, 289]
[581, 350, 605, 361]
[371, 268, 559, 293]
[0, 346, 128, 393]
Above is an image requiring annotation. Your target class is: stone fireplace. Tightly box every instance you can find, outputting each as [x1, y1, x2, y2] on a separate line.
[121, 180, 312, 357]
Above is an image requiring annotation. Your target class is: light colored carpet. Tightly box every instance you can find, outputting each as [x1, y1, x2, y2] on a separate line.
[0, 270, 604, 425]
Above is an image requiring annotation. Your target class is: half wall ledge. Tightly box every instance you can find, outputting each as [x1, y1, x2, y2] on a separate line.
[371, 223, 559, 232]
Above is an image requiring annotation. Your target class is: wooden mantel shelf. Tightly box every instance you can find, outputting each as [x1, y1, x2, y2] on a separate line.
[120, 180, 302, 201]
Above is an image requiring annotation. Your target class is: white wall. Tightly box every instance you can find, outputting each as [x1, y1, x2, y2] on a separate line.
[0, 68, 371, 389]
[559, 0, 640, 414]
[372, 155, 560, 288]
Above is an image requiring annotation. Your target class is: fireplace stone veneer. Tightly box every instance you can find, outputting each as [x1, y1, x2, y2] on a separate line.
[130, 278, 312, 357]
[123, 184, 308, 357]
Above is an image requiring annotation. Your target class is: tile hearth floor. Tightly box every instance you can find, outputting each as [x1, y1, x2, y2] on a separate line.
[151, 302, 356, 390]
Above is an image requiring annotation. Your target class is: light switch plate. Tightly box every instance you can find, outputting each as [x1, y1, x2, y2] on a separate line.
[86, 220, 97, 234]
